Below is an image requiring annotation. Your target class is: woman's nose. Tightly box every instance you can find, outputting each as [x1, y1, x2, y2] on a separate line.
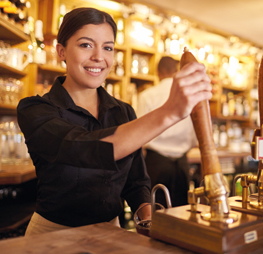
[90, 48, 104, 62]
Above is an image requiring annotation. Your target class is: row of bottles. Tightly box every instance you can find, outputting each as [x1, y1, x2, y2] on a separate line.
[221, 92, 250, 117]
[0, 0, 30, 27]
[131, 54, 149, 75]
[212, 122, 251, 152]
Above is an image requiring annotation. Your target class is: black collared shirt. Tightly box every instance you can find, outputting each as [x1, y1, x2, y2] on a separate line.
[17, 76, 151, 227]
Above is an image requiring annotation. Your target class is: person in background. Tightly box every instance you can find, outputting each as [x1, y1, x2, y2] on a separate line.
[17, 8, 211, 236]
[137, 56, 198, 207]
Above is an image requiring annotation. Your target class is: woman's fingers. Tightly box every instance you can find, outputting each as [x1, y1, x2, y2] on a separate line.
[166, 61, 212, 120]
[176, 73, 211, 92]
[173, 61, 212, 97]
[175, 61, 206, 78]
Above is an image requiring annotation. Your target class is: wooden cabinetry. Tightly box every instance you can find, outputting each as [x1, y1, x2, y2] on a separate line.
[0, 15, 29, 45]
[208, 55, 255, 121]
[0, 15, 30, 114]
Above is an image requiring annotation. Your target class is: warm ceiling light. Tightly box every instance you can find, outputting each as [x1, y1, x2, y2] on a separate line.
[171, 15, 181, 24]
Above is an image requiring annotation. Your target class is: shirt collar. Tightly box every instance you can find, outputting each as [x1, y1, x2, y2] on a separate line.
[46, 76, 121, 111]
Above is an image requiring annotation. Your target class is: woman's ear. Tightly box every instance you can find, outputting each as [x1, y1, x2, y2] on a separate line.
[56, 43, 66, 61]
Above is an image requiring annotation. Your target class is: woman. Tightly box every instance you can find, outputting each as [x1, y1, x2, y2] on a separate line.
[17, 7, 212, 236]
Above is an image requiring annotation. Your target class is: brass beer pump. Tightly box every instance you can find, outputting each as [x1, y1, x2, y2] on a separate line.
[229, 57, 263, 214]
[181, 48, 238, 224]
[149, 49, 263, 254]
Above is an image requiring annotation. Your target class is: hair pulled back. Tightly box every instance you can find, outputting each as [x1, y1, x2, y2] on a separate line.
[57, 7, 117, 47]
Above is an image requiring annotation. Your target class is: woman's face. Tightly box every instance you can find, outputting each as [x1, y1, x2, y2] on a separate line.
[58, 23, 115, 90]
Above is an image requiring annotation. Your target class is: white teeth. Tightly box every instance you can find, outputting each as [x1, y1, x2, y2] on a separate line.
[87, 68, 102, 73]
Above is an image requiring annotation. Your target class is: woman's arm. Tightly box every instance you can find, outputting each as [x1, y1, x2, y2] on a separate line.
[102, 61, 212, 161]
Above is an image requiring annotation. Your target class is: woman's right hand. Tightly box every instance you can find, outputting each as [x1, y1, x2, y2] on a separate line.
[163, 61, 212, 124]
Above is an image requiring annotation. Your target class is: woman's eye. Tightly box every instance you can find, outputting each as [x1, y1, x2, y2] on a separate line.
[80, 43, 91, 48]
[105, 46, 113, 51]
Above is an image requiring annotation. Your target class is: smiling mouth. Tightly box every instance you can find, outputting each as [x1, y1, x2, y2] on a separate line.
[85, 67, 103, 73]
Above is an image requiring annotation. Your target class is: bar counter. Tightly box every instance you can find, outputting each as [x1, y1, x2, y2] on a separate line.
[0, 161, 35, 185]
[0, 222, 195, 254]
[1, 222, 263, 254]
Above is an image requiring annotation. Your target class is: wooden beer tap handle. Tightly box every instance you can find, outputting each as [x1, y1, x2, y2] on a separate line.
[180, 49, 221, 177]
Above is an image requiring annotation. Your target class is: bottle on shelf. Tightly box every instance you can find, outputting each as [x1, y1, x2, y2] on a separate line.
[212, 123, 220, 147]
[0, 0, 11, 9]
[8, 0, 30, 27]
[235, 96, 243, 116]
[115, 51, 124, 76]
[33, 19, 46, 64]
[57, 4, 66, 30]
[116, 18, 124, 45]
[219, 124, 228, 148]
[2, 2, 17, 19]
[27, 15, 35, 62]
[6, 6, 28, 26]
[221, 94, 229, 117]
[0, 0, 11, 20]
[131, 54, 139, 74]
[14, 0, 30, 9]
[243, 97, 250, 117]
[227, 92, 235, 116]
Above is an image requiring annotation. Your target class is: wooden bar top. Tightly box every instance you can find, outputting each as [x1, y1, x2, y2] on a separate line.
[0, 222, 195, 254]
[0, 161, 36, 185]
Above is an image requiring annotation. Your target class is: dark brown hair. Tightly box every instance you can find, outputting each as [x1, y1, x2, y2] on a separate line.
[158, 56, 178, 76]
[57, 7, 117, 47]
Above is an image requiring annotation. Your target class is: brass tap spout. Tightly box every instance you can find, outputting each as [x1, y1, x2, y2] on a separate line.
[188, 186, 205, 213]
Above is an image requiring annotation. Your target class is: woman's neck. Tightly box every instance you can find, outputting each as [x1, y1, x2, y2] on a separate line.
[63, 80, 100, 119]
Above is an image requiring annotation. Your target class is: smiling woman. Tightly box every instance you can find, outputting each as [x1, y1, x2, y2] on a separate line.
[16, 7, 212, 236]
[56, 23, 115, 117]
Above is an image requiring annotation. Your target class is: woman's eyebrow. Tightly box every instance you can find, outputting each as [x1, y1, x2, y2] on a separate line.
[77, 37, 114, 44]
